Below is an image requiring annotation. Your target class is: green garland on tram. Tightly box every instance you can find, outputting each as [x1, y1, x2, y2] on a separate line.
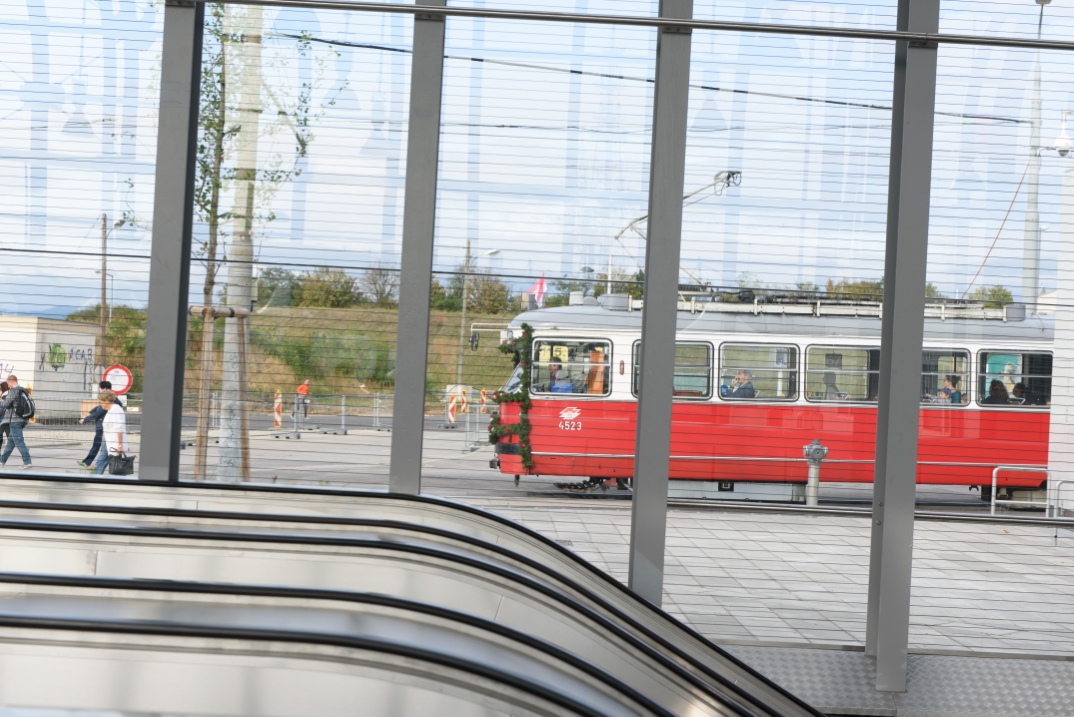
[488, 322, 534, 469]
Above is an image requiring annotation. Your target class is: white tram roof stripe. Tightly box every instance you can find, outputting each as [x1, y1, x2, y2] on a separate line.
[510, 305, 1054, 344]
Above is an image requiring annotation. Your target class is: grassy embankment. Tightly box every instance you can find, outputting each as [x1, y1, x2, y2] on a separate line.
[186, 305, 518, 400]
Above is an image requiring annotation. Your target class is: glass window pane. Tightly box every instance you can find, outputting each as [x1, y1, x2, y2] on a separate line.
[718, 344, 798, 400]
[977, 352, 1052, 407]
[632, 342, 713, 399]
[921, 350, 970, 406]
[805, 346, 880, 402]
[532, 340, 610, 396]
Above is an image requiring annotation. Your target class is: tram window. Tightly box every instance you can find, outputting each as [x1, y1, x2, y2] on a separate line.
[631, 342, 712, 399]
[921, 350, 970, 406]
[977, 351, 1051, 407]
[531, 340, 611, 396]
[718, 344, 798, 400]
[805, 346, 879, 402]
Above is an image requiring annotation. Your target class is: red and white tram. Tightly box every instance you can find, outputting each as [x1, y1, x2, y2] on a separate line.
[490, 295, 1053, 501]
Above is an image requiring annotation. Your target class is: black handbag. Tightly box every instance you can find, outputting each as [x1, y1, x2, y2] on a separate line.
[107, 452, 136, 476]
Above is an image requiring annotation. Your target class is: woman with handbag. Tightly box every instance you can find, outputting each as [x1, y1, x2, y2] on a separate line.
[93, 390, 127, 475]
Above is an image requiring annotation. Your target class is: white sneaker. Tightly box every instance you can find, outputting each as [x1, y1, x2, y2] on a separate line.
[20, 465, 32, 470]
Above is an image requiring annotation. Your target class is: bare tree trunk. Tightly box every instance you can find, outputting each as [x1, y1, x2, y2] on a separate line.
[193, 306, 215, 480]
[218, 5, 260, 482]
[194, 32, 228, 480]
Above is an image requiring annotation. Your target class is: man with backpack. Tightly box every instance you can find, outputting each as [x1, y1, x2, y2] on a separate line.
[0, 374, 33, 469]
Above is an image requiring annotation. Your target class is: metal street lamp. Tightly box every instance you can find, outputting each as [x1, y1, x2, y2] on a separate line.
[98, 215, 125, 367]
[456, 246, 500, 388]
[1055, 110, 1074, 157]
[1023, 0, 1051, 312]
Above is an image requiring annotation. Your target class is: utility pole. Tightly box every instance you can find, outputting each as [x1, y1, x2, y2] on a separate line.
[456, 239, 470, 388]
[100, 213, 108, 370]
[1023, 0, 1050, 312]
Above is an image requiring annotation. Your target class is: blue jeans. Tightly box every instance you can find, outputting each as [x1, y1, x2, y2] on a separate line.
[94, 439, 110, 474]
[83, 427, 103, 464]
[0, 421, 30, 466]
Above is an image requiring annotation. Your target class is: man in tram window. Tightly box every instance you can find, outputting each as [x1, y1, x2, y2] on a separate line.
[822, 372, 844, 400]
[726, 369, 756, 399]
[981, 379, 1010, 405]
[1011, 382, 1038, 406]
[547, 360, 575, 394]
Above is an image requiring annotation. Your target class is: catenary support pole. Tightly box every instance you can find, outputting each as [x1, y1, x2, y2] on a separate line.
[141, 0, 204, 482]
[388, 0, 446, 494]
[628, 0, 693, 606]
[865, 0, 940, 692]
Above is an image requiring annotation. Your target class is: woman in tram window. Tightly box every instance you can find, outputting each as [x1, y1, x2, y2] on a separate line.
[981, 379, 1010, 405]
[937, 375, 962, 404]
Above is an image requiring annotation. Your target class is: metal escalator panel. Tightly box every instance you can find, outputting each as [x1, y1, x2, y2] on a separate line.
[0, 578, 683, 717]
[0, 476, 818, 717]
[0, 527, 745, 717]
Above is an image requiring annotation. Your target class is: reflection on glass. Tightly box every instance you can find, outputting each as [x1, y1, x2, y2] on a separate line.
[805, 346, 880, 402]
[531, 340, 611, 396]
[977, 351, 1052, 407]
[632, 342, 713, 399]
[719, 344, 798, 400]
[921, 350, 969, 406]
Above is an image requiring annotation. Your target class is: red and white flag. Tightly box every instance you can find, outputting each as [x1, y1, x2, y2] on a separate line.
[527, 273, 546, 308]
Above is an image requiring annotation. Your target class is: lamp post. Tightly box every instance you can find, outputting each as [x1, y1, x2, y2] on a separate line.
[98, 214, 125, 369]
[1022, 0, 1051, 313]
[456, 245, 500, 388]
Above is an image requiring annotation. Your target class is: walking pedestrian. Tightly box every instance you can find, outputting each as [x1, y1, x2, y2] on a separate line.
[77, 380, 115, 468]
[0, 374, 33, 470]
[296, 379, 311, 418]
[93, 389, 126, 475]
[0, 382, 9, 457]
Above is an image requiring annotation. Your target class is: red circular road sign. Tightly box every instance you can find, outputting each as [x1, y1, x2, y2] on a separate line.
[103, 364, 133, 395]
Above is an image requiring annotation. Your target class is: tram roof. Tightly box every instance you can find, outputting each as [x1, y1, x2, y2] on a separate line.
[510, 305, 1055, 344]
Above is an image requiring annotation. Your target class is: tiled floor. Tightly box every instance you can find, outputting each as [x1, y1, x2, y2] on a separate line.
[484, 500, 1074, 658]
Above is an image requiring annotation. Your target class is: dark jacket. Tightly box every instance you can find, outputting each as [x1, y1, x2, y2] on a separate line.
[82, 405, 108, 429]
[1, 387, 28, 425]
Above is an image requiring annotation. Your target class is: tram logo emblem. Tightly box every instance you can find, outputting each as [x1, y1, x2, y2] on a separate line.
[559, 407, 582, 420]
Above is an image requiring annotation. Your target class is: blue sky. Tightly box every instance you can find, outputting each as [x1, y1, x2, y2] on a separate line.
[2, 0, 1074, 317]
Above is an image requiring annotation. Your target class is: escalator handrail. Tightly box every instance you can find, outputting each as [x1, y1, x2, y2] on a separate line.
[0, 514, 806, 716]
[0, 473, 820, 716]
[0, 614, 661, 717]
[0, 571, 693, 717]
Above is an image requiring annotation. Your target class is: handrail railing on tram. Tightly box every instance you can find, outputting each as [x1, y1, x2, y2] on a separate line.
[990, 465, 1050, 515]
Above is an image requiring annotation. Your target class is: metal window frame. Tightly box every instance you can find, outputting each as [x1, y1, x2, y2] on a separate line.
[630, 340, 714, 401]
[627, 0, 693, 607]
[716, 341, 800, 402]
[866, 0, 941, 693]
[919, 348, 971, 408]
[140, 0, 205, 482]
[529, 338, 614, 399]
[803, 344, 881, 404]
[975, 349, 1053, 409]
[387, 0, 445, 496]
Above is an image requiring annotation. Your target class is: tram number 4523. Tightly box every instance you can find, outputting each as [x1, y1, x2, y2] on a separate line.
[558, 421, 583, 431]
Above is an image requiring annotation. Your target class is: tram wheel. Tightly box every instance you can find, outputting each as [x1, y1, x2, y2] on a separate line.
[554, 477, 604, 493]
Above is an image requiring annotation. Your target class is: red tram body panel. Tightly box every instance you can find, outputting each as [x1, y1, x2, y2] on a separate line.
[491, 300, 1054, 490]
[495, 400, 1050, 487]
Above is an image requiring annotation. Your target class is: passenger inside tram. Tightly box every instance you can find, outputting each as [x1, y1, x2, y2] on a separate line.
[725, 369, 757, 398]
[547, 361, 575, 393]
[1011, 382, 1043, 406]
[981, 379, 1010, 405]
[822, 372, 847, 400]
